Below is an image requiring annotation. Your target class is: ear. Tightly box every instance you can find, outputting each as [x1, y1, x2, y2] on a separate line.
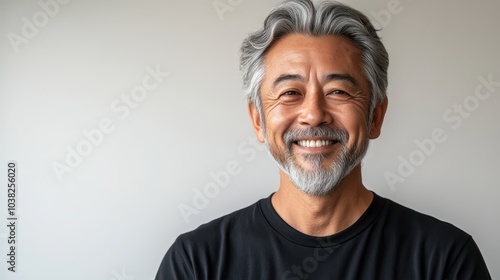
[247, 102, 266, 143]
[369, 97, 388, 139]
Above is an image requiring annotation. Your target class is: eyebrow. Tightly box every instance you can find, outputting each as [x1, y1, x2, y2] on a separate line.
[272, 73, 360, 90]
[324, 73, 360, 89]
[272, 74, 304, 88]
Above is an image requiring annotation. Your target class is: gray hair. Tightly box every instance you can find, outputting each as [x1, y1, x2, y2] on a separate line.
[240, 0, 389, 116]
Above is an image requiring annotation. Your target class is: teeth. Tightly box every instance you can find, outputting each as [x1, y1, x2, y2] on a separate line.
[297, 140, 335, 147]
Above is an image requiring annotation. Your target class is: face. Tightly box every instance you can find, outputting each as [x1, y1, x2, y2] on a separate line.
[248, 34, 387, 195]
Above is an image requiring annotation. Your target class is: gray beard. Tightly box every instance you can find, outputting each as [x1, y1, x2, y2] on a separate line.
[264, 126, 369, 196]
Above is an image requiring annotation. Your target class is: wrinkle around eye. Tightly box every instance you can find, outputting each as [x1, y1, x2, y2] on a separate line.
[261, 95, 283, 114]
[279, 95, 303, 105]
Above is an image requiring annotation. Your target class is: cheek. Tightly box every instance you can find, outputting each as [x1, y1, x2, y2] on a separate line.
[265, 107, 296, 138]
[335, 106, 370, 146]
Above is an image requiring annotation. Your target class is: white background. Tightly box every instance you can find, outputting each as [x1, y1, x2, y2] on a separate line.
[0, 0, 498, 279]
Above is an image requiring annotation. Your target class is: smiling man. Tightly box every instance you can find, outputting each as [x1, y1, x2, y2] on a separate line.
[155, 1, 491, 279]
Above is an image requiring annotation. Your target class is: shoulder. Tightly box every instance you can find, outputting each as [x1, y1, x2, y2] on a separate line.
[380, 196, 470, 241]
[184, 198, 263, 235]
[378, 196, 485, 270]
[156, 198, 267, 279]
[378, 196, 491, 278]
[175, 197, 265, 252]
[374, 195, 473, 264]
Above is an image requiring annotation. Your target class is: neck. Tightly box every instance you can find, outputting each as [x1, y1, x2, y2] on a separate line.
[271, 165, 373, 237]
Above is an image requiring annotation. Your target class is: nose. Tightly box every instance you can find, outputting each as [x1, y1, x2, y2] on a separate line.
[297, 90, 333, 127]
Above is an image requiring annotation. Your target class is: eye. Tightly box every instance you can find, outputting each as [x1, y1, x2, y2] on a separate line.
[283, 90, 299, 96]
[278, 90, 302, 103]
[279, 90, 301, 99]
[326, 89, 352, 100]
[329, 90, 348, 95]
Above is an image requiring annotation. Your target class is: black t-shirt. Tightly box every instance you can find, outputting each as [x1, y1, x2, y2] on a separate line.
[155, 193, 491, 279]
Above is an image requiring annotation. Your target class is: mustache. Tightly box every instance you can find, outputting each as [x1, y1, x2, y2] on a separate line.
[283, 126, 349, 147]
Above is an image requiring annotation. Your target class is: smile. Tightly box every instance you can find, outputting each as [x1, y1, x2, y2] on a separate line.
[295, 140, 338, 148]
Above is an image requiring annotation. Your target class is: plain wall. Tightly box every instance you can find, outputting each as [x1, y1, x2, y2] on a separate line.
[0, 0, 498, 279]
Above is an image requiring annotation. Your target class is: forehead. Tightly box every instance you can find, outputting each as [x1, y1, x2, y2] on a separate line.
[262, 34, 366, 85]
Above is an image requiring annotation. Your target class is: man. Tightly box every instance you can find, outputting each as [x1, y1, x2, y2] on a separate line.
[155, 0, 491, 279]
